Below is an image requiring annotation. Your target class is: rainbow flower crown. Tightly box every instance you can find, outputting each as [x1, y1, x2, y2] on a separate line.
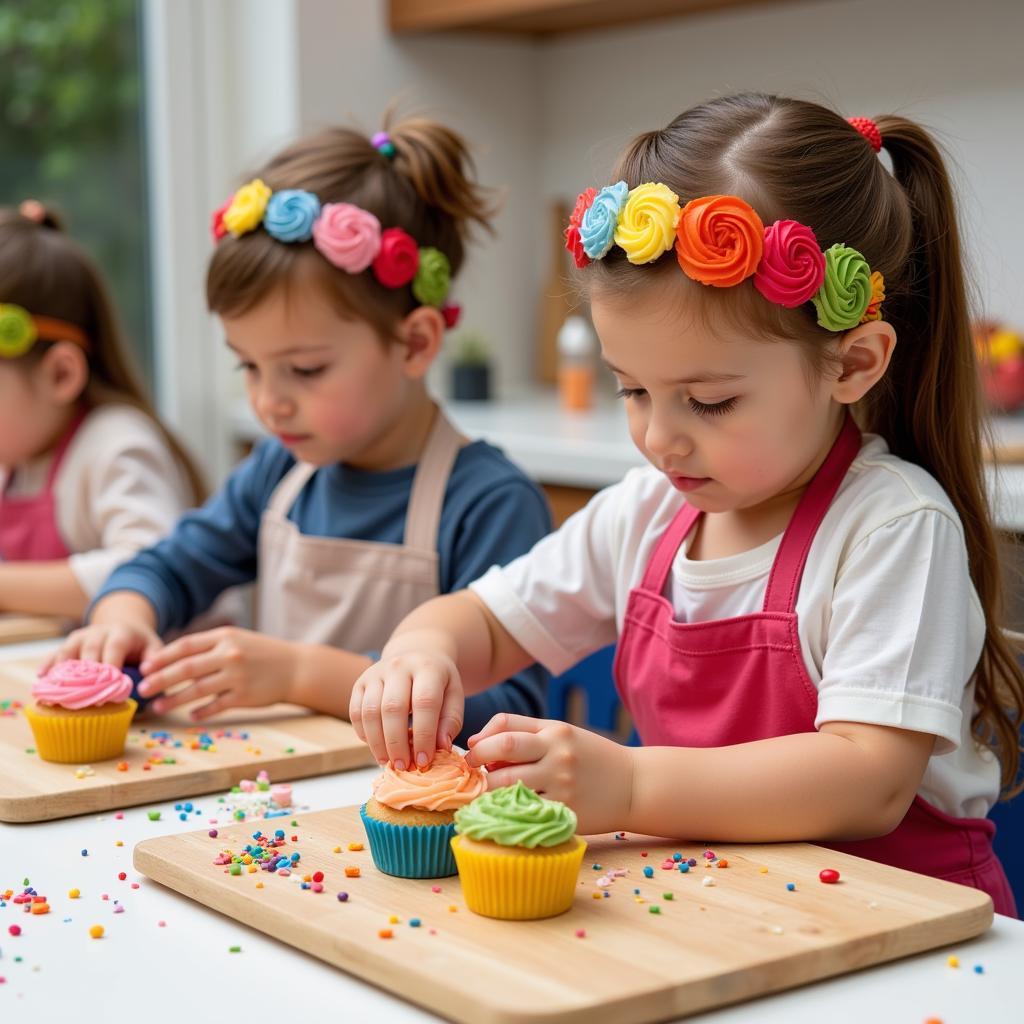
[211, 179, 460, 327]
[565, 184, 884, 332]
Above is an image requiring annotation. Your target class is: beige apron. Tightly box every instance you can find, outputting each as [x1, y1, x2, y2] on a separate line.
[256, 408, 462, 651]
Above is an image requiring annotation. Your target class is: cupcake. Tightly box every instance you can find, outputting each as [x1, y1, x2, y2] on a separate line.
[24, 660, 137, 764]
[451, 781, 586, 920]
[360, 747, 487, 879]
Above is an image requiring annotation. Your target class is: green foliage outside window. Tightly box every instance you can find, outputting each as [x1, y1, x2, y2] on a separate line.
[0, 0, 151, 378]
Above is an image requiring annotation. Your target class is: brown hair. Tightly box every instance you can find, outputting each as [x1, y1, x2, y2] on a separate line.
[206, 112, 498, 339]
[590, 93, 1023, 796]
[0, 205, 206, 503]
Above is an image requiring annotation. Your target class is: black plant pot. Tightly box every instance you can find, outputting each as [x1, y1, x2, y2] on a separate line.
[451, 363, 491, 402]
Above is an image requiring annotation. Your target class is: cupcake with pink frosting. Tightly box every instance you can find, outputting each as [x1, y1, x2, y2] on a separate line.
[25, 659, 137, 764]
[360, 747, 486, 878]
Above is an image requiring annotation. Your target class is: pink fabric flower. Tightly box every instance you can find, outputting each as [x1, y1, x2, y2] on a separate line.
[372, 227, 420, 288]
[311, 203, 382, 273]
[753, 220, 826, 308]
[33, 659, 132, 710]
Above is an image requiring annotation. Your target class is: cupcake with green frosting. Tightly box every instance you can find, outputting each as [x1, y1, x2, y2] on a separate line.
[450, 781, 586, 920]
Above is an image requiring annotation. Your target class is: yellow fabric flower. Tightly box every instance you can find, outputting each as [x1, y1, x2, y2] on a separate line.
[860, 270, 886, 323]
[614, 183, 681, 265]
[223, 178, 272, 238]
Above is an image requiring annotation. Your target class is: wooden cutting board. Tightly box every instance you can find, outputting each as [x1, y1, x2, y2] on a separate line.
[134, 804, 992, 1024]
[0, 658, 374, 822]
[0, 613, 66, 645]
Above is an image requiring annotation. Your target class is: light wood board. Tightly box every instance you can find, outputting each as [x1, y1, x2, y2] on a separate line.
[0, 613, 66, 645]
[0, 658, 374, 822]
[135, 804, 992, 1024]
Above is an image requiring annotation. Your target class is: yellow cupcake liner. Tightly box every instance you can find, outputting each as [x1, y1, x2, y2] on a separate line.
[24, 700, 137, 764]
[450, 834, 587, 920]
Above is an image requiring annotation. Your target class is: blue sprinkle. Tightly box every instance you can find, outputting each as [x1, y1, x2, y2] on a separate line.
[787, 883, 796, 891]
[80, 849, 88, 857]
[603, 891, 610, 898]
[409, 918, 421, 928]
[673, 853, 682, 862]
[184, 802, 193, 812]
[179, 812, 187, 821]
[275, 829, 285, 839]
[678, 863, 689, 873]
[974, 964, 984, 974]
[301, 882, 309, 889]
[252, 831, 262, 840]
[174, 803, 182, 811]
[592, 863, 602, 871]
[633, 888, 641, 895]
[643, 866, 654, 878]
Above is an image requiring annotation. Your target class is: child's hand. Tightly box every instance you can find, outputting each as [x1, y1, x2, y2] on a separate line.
[349, 652, 465, 770]
[135, 627, 300, 721]
[464, 714, 635, 835]
[41, 621, 163, 674]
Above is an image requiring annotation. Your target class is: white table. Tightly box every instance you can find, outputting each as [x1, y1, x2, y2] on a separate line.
[2, 639, 1021, 1023]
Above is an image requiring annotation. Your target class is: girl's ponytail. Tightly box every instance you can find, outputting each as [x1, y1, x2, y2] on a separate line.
[869, 115, 1024, 796]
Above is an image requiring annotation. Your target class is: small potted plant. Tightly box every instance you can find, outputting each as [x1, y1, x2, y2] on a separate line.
[449, 329, 492, 402]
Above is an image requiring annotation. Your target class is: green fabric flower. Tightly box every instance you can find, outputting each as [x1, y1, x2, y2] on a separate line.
[411, 247, 451, 307]
[0, 304, 37, 358]
[812, 243, 872, 331]
[453, 781, 577, 848]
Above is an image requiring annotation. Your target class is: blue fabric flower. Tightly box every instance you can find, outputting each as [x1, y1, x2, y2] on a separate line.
[580, 181, 628, 260]
[263, 189, 321, 243]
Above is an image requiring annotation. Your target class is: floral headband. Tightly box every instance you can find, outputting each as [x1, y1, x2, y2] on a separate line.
[0, 303, 90, 359]
[565, 185, 885, 332]
[210, 179, 461, 328]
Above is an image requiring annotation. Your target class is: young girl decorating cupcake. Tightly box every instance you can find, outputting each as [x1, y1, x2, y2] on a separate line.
[51, 117, 549, 743]
[351, 94, 1022, 917]
[0, 203, 204, 620]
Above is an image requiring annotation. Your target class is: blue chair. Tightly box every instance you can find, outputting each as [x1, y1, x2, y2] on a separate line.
[547, 645, 639, 745]
[989, 786, 1023, 914]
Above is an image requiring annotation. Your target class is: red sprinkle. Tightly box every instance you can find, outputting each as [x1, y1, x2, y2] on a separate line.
[312, 871, 324, 883]
[118, 872, 127, 881]
[8, 924, 21, 936]
[575, 928, 586, 938]
[819, 868, 841, 884]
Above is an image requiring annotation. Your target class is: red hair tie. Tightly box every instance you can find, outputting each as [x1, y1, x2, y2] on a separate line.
[847, 116, 882, 153]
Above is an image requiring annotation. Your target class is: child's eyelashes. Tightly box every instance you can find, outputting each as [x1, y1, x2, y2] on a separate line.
[615, 386, 738, 417]
[234, 360, 256, 374]
[688, 396, 737, 417]
[291, 365, 327, 379]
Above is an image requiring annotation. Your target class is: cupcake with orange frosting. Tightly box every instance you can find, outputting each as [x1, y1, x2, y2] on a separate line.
[451, 781, 586, 920]
[25, 659, 137, 764]
[360, 747, 486, 878]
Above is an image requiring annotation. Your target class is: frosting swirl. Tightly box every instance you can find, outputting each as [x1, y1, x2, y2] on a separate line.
[372, 748, 486, 812]
[312, 202, 382, 273]
[453, 781, 577, 848]
[812, 243, 872, 331]
[33, 659, 132, 710]
[263, 189, 321, 243]
[372, 227, 420, 288]
[564, 187, 597, 269]
[675, 194, 764, 287]
[411, 246, 451, 307]
[579, 181, 628, 261]
[614, 182, 681, 265]
[223, 178, 271, 238]
[753, 219, 825, 308]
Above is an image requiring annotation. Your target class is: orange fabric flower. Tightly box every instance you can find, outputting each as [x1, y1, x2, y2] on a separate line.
[675, 195, 765, 288]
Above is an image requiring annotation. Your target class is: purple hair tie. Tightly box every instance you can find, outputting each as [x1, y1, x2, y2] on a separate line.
[372, 131, 396, 160]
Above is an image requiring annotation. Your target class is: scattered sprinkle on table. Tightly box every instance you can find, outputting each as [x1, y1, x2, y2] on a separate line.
[973, 964, 984, 974]
[229, 945, 242, 953]
[787, 883, 796, 891]
[702, 877, 715, 888]
[147, 811, 161, 821]
[819, 868, 840, 884]
[89, 925, 104, 939]
[575, 928, 586, 938]
[378, 929, 393, 939]
[947, 956, 959, 968]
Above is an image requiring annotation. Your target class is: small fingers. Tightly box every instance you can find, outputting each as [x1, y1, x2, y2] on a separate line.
[358, 677, 389, 766]
[150, 673, 225, 716]
[380, 672, 413, 770]
[465, 730, 547, 770]
[139, 650, 222, 698]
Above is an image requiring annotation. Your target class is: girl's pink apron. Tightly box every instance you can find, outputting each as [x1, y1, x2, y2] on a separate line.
[0, 411, 86, 561]
[614, 415, 1016, 917]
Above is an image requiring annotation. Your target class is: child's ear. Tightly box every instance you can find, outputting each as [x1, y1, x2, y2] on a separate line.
[38, 341, 89, 405]
[831, 321, 897, 405]
[397, 306, 445, 380]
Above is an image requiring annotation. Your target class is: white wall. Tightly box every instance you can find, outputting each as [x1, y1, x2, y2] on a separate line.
[538, 0, 1024, 327]
[292, 1, 544, 396]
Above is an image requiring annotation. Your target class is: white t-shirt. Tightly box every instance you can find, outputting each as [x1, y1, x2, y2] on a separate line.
[470, 434, 1000, 820]
[0, 404, 195, 596]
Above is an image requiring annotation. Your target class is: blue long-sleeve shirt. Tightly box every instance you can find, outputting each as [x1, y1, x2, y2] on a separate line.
[96, 436, 552, 740]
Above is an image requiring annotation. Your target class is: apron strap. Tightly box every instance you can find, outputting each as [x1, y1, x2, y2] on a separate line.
[44, 407, 88, 488]
[265, 460, 318, 520]
[403, 408, 463, 551]
[640, 501, 702, 594]
[762, 412, 862, 614]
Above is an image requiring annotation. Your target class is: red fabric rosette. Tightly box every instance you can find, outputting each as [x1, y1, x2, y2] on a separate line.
[372, 227, 420, 288]
[753, 220, 826, 308]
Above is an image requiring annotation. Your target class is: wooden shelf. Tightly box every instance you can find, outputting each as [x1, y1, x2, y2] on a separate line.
[389, 0, 786, 36]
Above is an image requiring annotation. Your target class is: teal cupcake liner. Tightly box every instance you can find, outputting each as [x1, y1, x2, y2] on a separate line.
[359, 803, 457, 879]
